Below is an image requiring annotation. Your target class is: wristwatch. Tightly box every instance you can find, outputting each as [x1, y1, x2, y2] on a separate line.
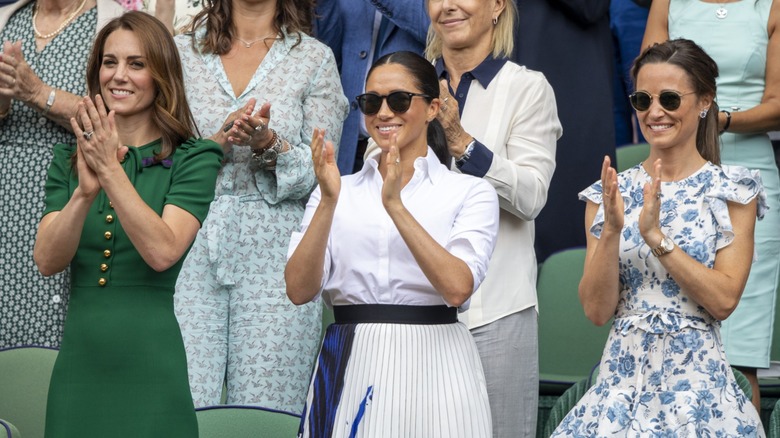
[252, 129, 282, 168]
[651, 234, 675, 257]
[455, 140, 476, 169]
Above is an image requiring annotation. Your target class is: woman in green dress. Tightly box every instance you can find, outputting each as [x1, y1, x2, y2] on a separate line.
[33, 11, 222, 437]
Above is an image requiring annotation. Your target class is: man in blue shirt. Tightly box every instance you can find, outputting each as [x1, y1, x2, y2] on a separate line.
[314, 0, 429, 174]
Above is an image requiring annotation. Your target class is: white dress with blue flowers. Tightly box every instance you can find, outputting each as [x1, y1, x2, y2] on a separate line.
[551, 162, 766, 437]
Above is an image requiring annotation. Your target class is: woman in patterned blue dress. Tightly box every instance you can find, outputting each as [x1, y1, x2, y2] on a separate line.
[551, 39, 765, 436]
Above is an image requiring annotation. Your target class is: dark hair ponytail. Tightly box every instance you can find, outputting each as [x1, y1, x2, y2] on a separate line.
[427, 119, 450, 166]
[370, 51, 450, 166]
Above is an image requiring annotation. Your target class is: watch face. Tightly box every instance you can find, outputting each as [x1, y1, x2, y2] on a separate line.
[662, 236, 674, 251]
[262, 148, 278, 163]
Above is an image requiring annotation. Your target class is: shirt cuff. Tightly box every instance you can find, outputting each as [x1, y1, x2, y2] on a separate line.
[458, 140, 492, 178]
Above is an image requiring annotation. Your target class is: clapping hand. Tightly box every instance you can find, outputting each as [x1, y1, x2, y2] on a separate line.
[211, 98, 256, 150]
[0, 41, 45, 105]
[310, 128, 340, 202]
[600, 155, 624, 235]
[69, 95, 127, 182]
[639, 158, 663, 242]
[381, 133, 403, 212]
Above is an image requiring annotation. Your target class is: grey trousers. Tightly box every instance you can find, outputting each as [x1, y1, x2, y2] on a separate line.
[471, 308, 539, 438]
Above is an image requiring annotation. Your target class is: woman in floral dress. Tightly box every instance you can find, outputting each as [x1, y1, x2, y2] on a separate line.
[551, 39, 765, 436]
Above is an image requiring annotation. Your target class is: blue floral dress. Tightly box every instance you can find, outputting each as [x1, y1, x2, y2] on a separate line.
[551, 162, 766, 437]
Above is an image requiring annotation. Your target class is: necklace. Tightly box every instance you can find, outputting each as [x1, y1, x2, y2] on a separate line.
[714, 0, 730, 19]
[234, 31, 277, 48]
[32, 0, 88, 40]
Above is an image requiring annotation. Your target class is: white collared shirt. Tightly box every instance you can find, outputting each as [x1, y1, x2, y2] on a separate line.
[288, 148, 499, 308]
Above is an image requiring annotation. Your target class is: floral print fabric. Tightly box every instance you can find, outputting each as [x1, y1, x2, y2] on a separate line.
[550, 162, 766, 437]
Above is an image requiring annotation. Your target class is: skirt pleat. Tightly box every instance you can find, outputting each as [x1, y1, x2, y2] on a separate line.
[300, 322, 491, 438]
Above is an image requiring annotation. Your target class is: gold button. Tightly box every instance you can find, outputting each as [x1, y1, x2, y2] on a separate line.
[98, 278, 106, 286]
[109, 201, 114, 209]
[106, 215, 114, 223]
[104, 231, 112, 240]
[103, 249, 111, 258]
[100, 263, 108, 272]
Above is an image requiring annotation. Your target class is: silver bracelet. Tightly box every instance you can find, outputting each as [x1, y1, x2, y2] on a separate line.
[43, 89, 56, 116]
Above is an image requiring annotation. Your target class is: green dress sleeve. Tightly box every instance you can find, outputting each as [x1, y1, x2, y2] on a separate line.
[165, 138, 223, 224]
[42, 143, 76, 217]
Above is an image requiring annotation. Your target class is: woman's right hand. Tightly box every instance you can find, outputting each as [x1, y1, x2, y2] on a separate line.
[75, 143, 101, 199]
[209, 98, 257, 151]
[600, 155, 624, 234]
[310, 128, 340, 202]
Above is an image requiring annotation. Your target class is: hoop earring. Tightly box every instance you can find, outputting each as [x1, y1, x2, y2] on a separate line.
[492, 16, 498, 25]
[699, 108, 708, 119]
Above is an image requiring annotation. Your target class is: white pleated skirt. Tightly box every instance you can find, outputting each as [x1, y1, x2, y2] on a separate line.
[298, 321, 492, 437]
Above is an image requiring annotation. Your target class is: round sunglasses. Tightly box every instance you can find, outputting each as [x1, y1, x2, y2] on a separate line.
[629, 90, 696, 112]
[355, 91, 430, 115]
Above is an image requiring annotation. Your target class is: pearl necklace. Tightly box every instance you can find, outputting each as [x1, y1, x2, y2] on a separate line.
[32, 0, 89, 40]
[234, 31, 277, 48]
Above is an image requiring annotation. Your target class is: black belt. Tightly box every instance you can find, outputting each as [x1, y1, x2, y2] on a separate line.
[333, 304, 457, 325]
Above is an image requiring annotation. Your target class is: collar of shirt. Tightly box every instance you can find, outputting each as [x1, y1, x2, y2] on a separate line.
[435, 56, 507, 117]
[357, 146, 445, 186]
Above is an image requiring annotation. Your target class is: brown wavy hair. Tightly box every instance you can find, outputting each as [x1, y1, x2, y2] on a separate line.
[631, 39, 721, 165]
[86, 11, 196, 161]
[189, 0, 313, 55]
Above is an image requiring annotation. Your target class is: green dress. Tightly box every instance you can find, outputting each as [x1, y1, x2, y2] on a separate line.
[41, 138, 222, 438]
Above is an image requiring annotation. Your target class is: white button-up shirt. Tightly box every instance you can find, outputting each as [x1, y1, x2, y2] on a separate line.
[289, 148, 499, 308]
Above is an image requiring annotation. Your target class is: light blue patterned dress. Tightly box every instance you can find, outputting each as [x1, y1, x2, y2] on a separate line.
[668, 0, 780, 370]
[173, 27, 348, 412]
[551, 162, 766, 437]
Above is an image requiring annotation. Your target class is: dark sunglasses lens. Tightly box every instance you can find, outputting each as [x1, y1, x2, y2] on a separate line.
[357, 94, 382, 115]
[659, 92, 682, 111]
[630, 92, 652, 111]
[386, 92, 413, 113]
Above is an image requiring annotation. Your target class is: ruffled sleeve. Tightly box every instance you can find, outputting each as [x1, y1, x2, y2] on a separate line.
[578, 180, 606, 238]
[706, 164, 767, 251]
[166, 138, 223, 225]
[42, 143, 76, 217]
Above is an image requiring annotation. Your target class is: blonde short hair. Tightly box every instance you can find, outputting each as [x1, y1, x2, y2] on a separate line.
[425, 0, 516, 61]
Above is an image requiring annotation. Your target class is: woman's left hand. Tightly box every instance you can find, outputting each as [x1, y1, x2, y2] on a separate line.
[381, 134, 404, 212]
[0, 41, 46, 104]
[639, 158, 664, 243]
[436, 79, 473, 158]
[70, 95, 127, 177]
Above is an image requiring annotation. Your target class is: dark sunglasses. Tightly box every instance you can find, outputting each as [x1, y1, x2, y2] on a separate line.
[629, 90, 696, 112]
[355, 91, 430, 115]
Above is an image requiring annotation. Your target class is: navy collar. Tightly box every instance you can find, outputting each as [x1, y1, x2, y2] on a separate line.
[435, 56, 508, 88]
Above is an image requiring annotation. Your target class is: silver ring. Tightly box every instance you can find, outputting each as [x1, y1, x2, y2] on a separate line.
[441, 104, 448, 111]
[443, 97, 449, 103]
[254, 121, 265, 132]
[83, 131, 94, 140]
[395, 158, 400, 164]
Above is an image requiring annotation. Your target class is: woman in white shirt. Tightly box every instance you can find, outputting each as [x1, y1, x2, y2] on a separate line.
[286, 50, 499, 438]
[426, 1, 562, 436]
